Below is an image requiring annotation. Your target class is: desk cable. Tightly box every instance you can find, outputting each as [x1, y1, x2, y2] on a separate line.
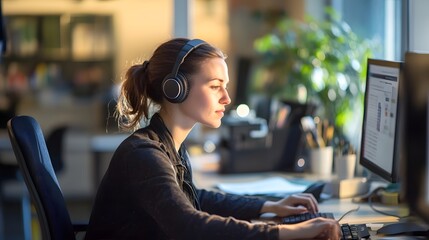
[337, 206, 360, 222]
[368, 187, 409, 219]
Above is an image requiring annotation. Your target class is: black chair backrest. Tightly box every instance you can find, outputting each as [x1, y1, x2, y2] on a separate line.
[46, 126, 69, 173]
[7, 115, 75, 240]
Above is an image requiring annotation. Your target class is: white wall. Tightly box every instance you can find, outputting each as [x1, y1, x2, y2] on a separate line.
[409, 0, 429, 52]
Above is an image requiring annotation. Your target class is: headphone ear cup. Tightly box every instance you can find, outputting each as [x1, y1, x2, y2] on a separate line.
[175, 72, 189, 103]
[162, 72, 189, 103]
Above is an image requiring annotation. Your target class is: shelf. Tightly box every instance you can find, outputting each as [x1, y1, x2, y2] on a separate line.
[0, 14, 115, 99]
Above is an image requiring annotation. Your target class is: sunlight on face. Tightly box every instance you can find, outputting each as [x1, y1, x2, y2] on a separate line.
[179, 58, 231, 128]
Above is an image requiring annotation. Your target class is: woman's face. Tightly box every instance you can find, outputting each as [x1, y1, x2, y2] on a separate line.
[179, 57, 231, 128]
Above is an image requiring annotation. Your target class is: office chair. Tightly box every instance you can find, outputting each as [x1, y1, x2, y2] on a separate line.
[46, 125, 69, 174]
[7, 115, 87, 240]
[0, 93, 32, 239]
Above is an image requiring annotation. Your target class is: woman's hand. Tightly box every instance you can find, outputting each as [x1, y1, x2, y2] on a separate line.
[261, 193, 319, 217]
[278, 217, 341, 240]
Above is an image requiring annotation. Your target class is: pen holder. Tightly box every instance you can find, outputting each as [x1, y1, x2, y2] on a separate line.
[309, 146, 333, 177]
[335, 154, 356, 180]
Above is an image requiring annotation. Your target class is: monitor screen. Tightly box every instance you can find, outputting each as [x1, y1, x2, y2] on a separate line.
[403, 51, 429, 224]
[359, 58, 403, 183]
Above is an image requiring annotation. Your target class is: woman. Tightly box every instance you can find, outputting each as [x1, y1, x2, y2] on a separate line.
[85, 38, 340, 240]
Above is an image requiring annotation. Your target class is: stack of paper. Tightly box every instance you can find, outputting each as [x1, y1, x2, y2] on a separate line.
[216, 177, 308, 196]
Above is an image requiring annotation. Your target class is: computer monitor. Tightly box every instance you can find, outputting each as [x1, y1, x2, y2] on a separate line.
[403, 51, 429, 224]
[359, 58, 404, 184]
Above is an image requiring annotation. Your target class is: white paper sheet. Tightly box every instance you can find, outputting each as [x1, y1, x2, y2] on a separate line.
[216, 177, 308, 196]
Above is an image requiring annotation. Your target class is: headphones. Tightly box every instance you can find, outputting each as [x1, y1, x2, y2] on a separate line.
[162, 39, 207, 103]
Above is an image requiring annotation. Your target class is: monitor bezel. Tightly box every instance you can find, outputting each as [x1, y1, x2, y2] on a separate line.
[359, 58, 404, 183]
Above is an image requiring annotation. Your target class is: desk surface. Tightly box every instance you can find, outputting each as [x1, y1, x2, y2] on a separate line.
[192, 169, 403, 222]
[190, 155, 412, 239]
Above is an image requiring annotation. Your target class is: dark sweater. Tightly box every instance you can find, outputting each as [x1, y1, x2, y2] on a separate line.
[85, 113, 279, 240]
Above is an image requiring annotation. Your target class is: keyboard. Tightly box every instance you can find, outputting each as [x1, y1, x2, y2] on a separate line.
[340, 223, 370, 240]
[280, 212, 370, 239]
[281, 212, 335, 224]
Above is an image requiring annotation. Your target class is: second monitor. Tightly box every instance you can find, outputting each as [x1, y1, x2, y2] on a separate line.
[359, 58, 403, 184]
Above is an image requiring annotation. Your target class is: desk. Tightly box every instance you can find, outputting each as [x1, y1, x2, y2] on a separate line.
[0, 134, 11, 151]
[0, 131, 14, 163]
[91, 134, 128, 190]
[190, 161, 408, 239]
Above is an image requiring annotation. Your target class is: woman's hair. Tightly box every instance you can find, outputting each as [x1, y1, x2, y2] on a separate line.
[116, 38, 226, 131]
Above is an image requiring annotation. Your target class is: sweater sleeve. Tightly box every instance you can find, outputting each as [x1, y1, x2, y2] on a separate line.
[197, 189, 266, 220]
[125, 147, 279, 240]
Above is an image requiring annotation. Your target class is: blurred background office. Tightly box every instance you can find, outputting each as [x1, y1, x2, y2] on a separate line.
[0, 0, 428, 239]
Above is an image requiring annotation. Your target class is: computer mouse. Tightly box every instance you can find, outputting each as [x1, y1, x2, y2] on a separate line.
[303, 181, 325, 202]
[376, 222, 429, 236]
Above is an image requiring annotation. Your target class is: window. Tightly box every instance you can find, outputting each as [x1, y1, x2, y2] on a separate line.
[330, 0, 405, 61]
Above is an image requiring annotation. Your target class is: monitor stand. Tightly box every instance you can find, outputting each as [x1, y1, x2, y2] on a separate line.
[351, 172, 400, 204]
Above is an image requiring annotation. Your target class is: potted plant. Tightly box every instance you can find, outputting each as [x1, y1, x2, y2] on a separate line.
[251, 7, 376, 140]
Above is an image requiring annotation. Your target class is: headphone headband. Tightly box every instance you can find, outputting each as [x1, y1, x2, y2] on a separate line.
[170, 39, 207, 78]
